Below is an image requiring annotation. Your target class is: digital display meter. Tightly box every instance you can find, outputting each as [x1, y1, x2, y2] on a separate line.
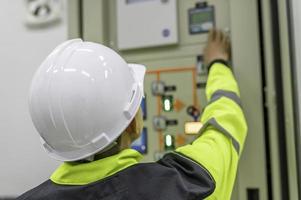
[189, 3, 215, 34]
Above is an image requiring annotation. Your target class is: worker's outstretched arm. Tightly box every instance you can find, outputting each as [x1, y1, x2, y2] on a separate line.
[176, 30, 248, 199]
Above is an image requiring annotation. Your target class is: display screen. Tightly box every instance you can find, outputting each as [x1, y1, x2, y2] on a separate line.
[191, 11, 212, 24]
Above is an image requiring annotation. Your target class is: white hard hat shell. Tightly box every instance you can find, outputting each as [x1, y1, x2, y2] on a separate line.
[29, 39, 145, 161]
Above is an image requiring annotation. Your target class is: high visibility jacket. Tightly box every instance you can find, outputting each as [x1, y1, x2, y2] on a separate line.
[17, 61, 247, 200]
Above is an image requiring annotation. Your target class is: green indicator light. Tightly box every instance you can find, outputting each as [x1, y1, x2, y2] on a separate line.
[164, 134, 175, 151]
[162, 95, 173, 112]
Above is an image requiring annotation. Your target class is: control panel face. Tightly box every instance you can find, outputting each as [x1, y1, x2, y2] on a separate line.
[135, 65, 207, 161]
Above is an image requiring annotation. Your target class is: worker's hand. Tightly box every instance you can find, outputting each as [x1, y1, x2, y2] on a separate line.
[203, 29, 231, 66]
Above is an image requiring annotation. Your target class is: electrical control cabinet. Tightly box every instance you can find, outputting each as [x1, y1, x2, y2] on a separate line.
[68, 0, 271, 199]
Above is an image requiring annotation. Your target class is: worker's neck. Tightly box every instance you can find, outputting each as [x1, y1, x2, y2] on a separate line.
[94, 133, 132, 160]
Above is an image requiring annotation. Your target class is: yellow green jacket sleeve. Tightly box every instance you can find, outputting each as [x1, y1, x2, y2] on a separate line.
[176, 61, 248, 199]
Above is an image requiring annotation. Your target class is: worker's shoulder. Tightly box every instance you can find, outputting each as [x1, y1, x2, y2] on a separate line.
[119, 152, 216, 199]
[16, 180, 52, 200]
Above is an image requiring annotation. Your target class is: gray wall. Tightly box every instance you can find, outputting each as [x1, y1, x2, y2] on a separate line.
[0, 1, 67, 197]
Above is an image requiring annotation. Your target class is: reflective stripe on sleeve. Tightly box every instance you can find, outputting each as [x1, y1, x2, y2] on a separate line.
[199, 118, 240, 155]
[208, 90, 242, 108]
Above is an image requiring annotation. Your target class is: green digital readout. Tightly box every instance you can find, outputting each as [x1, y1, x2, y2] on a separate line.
[191, 11, 212, 25]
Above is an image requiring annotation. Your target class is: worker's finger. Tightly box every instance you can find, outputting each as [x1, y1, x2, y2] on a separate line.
[214, 29, 220, 42]
[208, 29, 217, 41]
[217, 29, 225, 43]
[225, 34, 231, 55]
[221, 30, 226, 43]
[222, 31, 230, 49]
[213, 30, 219, 42]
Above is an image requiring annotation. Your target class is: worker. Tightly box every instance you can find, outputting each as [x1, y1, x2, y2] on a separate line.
[17, 29, 247, 200]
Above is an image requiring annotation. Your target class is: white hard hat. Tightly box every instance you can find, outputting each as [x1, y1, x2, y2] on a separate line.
[29, 39, 146, 162]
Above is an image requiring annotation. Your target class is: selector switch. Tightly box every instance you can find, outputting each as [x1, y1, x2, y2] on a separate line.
[153, 116, 179, 131]
[152, 81, 166, 96]
[153, 116, 167, 131]
[151, 81, 177, 96]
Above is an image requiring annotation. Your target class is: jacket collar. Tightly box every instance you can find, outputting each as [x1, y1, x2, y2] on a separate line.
[50, 149, 143, 185]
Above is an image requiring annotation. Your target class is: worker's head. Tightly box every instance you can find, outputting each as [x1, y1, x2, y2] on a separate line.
[29, 39, 146, 162]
